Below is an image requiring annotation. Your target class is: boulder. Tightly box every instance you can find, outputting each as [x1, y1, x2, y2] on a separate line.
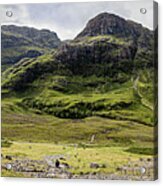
[90, 162, 100, 169]
[5, 155, 12, 160]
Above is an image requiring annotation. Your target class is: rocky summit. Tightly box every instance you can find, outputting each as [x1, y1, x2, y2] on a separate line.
[2, 13, 154, 90]
[76, 12, 142, 38]
[54, 12, 153, 77]
[1, 11, 157, 180]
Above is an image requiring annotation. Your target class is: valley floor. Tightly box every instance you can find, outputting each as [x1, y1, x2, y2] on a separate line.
[1, 76, 157, 180]
[1, 13, 157, 180]
[1, 110, 157, 180]
[2, 141, 157, 180]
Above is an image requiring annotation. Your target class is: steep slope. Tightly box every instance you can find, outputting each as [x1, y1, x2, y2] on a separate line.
[1, 25, 61, 71]
[76, 13, 140, 38]
[2, 13, 155, 126]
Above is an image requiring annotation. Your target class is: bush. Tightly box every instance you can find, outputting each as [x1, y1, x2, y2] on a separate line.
[2, 139, 13, 148]
[125, 147, 157, 155]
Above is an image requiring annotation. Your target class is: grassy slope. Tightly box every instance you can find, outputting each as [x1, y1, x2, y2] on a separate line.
[1, 35, 156, 178]
[2, 72, 155, 147]
[1, 75, 156, 179]
[1, 46, 47, 72]
[20, 73, 154, 125]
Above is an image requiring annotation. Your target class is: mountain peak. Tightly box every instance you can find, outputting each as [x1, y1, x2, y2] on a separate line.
[76, 12, 141, 38]
[90, 12, 123, 20]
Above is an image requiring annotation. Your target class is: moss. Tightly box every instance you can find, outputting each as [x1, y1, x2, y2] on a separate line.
[73, 35, 130, 46]
[126, 147, 157, 155]
[1, 138, 13, 148]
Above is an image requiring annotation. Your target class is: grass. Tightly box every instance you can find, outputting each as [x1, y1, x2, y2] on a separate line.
[1, 169, 25, 178]
[1, 141, 154, 176]
[1, 139, 13, 148]
[1, 73, 155, 146]
[2, 86, 155, 147]
[73, 35, 131, 46]
[2, 89, 155, 153]
[1, 22, 157, 179]
[17, 75, 153, 125]
[1, 45, 47, 72]
[126, 147, 157, 156]
[2, 53, 57, 90]
[2, 114, 155, 146]
[1, 72, 156, 178]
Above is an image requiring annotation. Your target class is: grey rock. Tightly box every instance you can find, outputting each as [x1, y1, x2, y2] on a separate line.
[90, 162, 100, 169]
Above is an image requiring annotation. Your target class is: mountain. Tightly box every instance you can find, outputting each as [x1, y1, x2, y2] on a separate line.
[1, 11, 158, 180]
[2, 12, 156, 126]
[52, 12, 153, 76]
[76, 13, 141, 38]
[1, 25, 61, 71]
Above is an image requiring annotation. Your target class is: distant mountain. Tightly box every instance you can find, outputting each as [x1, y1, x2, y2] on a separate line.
[2, 12, 154, 90]
[1, 13, 156, 125]
[2, 25, 61, 48]
[1, 25, 61, 71]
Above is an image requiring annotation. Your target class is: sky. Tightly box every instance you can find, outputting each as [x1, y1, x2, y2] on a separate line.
[0, 1, 154, 40]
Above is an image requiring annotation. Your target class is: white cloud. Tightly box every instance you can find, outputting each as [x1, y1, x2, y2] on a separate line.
[0, 1, 154, 40]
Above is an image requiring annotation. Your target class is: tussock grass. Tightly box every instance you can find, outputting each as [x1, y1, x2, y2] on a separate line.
[2, 141, 154, 175]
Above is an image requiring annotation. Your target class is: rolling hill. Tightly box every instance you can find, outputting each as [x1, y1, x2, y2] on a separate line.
[1, 25, 61, 71]
[1, 13, 157, 179]
[2, 13, 156, 125]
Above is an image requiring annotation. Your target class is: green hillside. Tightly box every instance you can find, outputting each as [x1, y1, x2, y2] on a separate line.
[1, 25, 61, 71]
[1, 13, 157, 180]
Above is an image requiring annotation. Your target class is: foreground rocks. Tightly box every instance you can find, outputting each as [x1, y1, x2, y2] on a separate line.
[1, 154, 157, 180]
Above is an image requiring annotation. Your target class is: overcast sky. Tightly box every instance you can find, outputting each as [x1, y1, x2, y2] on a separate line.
[0, 1, 154, 40]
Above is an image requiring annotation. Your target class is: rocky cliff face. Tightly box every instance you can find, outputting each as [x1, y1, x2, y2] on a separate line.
[76, 13, 141, 39]
[56, 36, 137, 76]
[2, 25, 61, 48]
[55, 12, 153, 76]
[2, 13, 154, 90]
[1, 25, 61, 71]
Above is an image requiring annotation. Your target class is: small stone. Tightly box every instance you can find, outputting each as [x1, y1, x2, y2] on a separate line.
[147, 158, 151, 162]
[5, 155, 12, 160]
[90, 162, 100, 169]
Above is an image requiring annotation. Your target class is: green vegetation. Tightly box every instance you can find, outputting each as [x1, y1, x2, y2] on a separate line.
[1, 73, 156, 158]
[126, 147, 157, 156]
[1, 169, 25, 178]
[2, 73, 154, 125]
[73, 35, 131, 46]
[1, 138, 13, 148]
[1, 25, 61, 71]
[1, 15, 157, 179]
[2, 142, 155, 176]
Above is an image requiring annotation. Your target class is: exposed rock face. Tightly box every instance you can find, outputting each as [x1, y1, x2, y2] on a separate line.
[2, 12, 154, 90]
[1, 25, 61, 49]
[76, 13, 141, 39]
[56, 12, 153, 76]
[1, 25, 61, 71]
[56, 38, 137, 76]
